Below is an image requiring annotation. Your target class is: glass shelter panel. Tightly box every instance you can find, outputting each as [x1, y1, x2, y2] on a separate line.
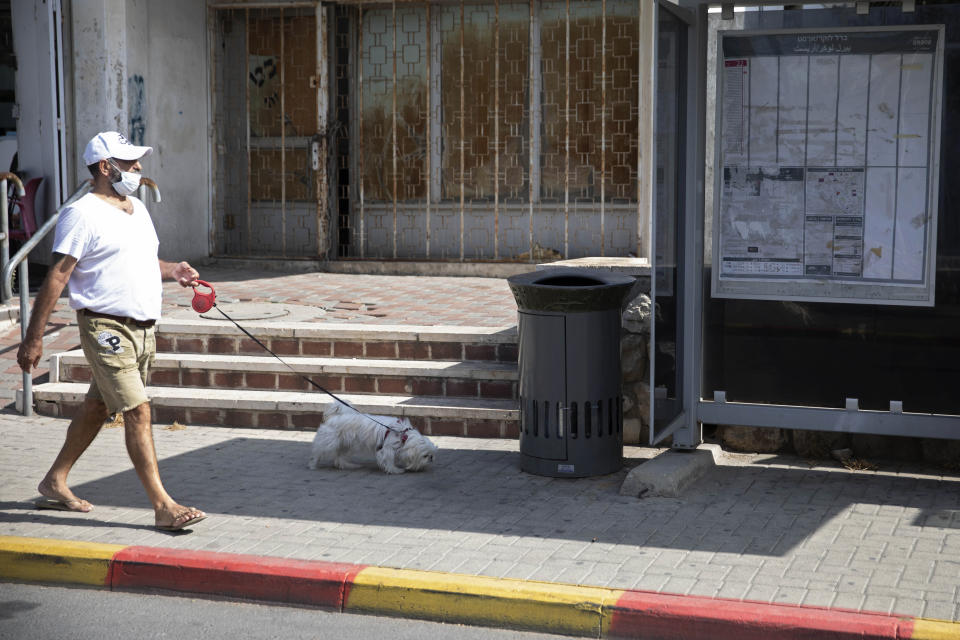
[701, 3, 960, 424]
[651, 3, 687, 443]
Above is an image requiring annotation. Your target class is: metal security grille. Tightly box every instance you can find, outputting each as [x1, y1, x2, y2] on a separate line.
[212, 6, 321, 258]
[335, 0, 642, 261]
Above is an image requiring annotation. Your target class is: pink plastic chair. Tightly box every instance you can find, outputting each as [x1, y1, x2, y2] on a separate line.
[9, 176, 42, 242]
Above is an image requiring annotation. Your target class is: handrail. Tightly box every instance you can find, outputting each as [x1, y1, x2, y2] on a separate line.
[0, 173, 26, 283]
[3, 178, 162, 416]
[2, 180, 91, 417]
[2, 181, 92, 300]
[139, 177, 161, 203]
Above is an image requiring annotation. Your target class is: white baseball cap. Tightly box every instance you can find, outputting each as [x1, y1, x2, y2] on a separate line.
[83, 131, 153, 165]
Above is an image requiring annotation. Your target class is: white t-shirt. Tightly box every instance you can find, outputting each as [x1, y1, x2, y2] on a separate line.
[53, 193, 162, 321]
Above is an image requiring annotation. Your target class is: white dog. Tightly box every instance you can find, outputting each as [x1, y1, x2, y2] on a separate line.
[308, 402, 437, 474]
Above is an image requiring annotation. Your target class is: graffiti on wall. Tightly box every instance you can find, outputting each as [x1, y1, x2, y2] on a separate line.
[249, 55, 280, 137]
[128, 74, 146, 145]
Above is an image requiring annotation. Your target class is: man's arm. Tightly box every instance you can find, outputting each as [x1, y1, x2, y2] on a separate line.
[16, 253, 77, 372]
[158, 259, 199, 287]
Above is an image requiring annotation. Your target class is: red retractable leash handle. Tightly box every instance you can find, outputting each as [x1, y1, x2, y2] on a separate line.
[191, 279, 216, 313]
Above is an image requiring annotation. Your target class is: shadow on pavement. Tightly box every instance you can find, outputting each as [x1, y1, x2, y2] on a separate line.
[0, 501, 155, 532]
[44, 437, 960, 553]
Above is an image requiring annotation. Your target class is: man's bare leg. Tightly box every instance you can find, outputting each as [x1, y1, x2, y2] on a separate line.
[37, 396, 109, 512]
[123, 402, 205, 529]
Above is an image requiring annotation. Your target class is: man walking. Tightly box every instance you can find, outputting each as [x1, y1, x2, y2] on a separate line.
[17, 131, 206, 532]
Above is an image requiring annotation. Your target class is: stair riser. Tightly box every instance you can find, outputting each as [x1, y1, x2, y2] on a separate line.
[157, 334, 518, 363]
[60, 365, 518, 400]
[38, 400, 518, 438]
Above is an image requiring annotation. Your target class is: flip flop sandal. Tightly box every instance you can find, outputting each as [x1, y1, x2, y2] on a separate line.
[156, 512, 207, 532]
[35, 498, 92, 512]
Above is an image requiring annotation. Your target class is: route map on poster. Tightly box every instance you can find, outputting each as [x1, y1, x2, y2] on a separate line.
[713, 27, 943, 306]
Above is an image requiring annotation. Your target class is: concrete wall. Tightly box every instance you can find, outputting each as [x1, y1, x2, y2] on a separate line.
[70, 0, 209, 262]
[11, 0, 69, 262]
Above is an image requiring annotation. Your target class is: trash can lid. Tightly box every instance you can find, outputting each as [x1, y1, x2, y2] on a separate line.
[507, 267, 636, 313]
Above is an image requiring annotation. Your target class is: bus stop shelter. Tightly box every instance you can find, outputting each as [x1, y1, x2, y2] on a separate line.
[650, 0, 960, 450]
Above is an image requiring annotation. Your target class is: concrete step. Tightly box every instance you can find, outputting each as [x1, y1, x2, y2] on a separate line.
[156, 319, 519, 362]
[25, 383, 519, 437]
[53, 350, 518, 400]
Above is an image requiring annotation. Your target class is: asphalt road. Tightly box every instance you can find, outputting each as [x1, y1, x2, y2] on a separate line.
[0, 582, 573, 640]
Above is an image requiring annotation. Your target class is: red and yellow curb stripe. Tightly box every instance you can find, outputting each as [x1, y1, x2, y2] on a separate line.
[1, 536, 957, 639]
[0, 536, 124, 586]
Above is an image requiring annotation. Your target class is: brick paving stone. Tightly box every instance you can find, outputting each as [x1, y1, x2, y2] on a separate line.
[744, 584, 779, 602]
[773, 586, 809, 604]
[633, 573, 671, 592]
[802, 590, 839, 607]
[832, 592, 868, 610]
[716, 581, 752, 600]
[662, 576, 698, 595]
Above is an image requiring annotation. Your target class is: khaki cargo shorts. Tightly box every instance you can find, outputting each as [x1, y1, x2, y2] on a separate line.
[77, 311, 156, 414]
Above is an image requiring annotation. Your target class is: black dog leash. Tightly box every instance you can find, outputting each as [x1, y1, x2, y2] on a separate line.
[190, 280, 410, 439]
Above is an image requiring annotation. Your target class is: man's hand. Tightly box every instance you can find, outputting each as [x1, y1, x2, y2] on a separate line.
[17, 337, 43, 373]
[170, 261, 200, 287]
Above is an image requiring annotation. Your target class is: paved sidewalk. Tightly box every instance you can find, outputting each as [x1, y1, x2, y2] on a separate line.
[1, 411, 959, 631]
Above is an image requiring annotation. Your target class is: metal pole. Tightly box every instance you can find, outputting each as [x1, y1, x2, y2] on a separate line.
[137, 178, 162, 205]
[19, 260, 31, 416]
[1, 179, 9, 283]
[0, 174, 25, 303]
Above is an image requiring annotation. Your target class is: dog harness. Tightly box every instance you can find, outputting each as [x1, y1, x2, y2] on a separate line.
[377, 419, 414, 451]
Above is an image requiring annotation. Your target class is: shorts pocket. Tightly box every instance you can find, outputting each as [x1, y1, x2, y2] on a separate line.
[80, 318, 138, 373]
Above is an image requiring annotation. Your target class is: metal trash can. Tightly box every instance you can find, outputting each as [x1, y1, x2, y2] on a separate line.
[507, 267, 636, 477]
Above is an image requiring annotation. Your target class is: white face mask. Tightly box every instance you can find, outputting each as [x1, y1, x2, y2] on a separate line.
[108, 160, 142, 196]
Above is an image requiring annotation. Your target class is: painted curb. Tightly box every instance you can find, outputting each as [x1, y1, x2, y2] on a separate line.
[0, 536, 124, 586]
[110, 546, 366, 609]
[346, 566, 623, 637]
[1, 536, 957, 639]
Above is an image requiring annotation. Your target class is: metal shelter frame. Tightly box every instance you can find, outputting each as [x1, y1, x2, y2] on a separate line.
[656, 0, 960, 449]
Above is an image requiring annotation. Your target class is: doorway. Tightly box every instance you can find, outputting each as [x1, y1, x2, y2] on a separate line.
[212, 6, 322, 258]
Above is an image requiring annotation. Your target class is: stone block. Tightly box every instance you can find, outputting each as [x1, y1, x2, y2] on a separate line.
[364, 341, 398, 358]
[333, 341, 364, 357]
[621, 333, 648, 382]
[621, 293, 652, 334]
[718, 424, 789, 453]
[850, 434, 922, 461]
[619, 444, 720, 498]
[623, 381, 649, 433]
[792, 429, 852, 459]
[920, 438, 960, 470]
